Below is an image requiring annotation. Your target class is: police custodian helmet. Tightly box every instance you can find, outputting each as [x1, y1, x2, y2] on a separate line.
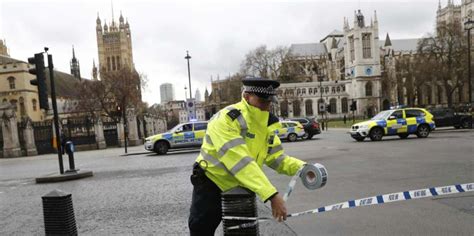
[242, 77, 280, 101]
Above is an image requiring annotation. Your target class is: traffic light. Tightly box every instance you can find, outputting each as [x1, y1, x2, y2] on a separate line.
[326, 104, 331, 113]
[350, 100, 357, 111]
[28, 53, 49, 110]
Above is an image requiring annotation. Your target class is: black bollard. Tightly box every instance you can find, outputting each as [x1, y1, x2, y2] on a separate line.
[65, 141, 77, 173]
[42, 189, 77, 236]
[222, 187, 258, 235]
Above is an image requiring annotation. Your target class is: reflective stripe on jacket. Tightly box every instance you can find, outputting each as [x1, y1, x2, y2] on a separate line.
[196, 98, 305, 201]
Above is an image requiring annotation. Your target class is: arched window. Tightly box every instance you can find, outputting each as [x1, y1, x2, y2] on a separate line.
[32, 99, 37, 111]
[280, 100, 288, 118]
[330, 98, 337, 114]
[116, 56, 121, 70]
[341, 97, 348, 113]
[2, 98, 7, 103]
[19, 97, 25, 117]
[325, 87, 329, 93]
[305, 99, 313, 116]
[10, 99, 18, 112]
[112, 56, 116, 70]
[7, 76, 15, 89]
[293, 100, 301, 117]
[365, 81, 373, 96]
[107, 57, 111, 71]
[331, 87, 336, 93]
[383, 99, 390, 110]
[308, 88, 313, 95]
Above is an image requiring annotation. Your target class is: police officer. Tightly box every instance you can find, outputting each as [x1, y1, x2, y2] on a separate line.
[188, 77, 313, 235]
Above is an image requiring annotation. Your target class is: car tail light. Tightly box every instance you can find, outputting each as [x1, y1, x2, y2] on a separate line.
[312, 122, 319, 129]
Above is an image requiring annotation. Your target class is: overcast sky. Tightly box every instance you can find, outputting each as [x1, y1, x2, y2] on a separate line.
[1, 0, 445, 105]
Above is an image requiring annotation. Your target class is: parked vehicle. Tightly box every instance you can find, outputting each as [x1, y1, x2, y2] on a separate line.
[428, 107, 472, 129]
[276, 121, 305, 142]
[289, 117, 321, 139]
[350, 108, 435, 141]
[144, 121, 208, 154]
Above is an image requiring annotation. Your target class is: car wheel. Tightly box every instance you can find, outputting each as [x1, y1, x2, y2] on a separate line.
[287, 133, 297, 142]
[398, 133, 409, 139]
[154, 141, 169, 155]
[353, 137, 365, 142]
[461, 119, 472, 129]
[307, 134, 314, 140]
[302, 132, 309, 140]
[454, 125, 461, 129]
[416, 124, 430, 138]
[369, 127, 384, 141]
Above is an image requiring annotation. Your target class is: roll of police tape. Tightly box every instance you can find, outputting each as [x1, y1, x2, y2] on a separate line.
[224, 182, 474, 230]
[301, 163, 328, 190]
[283, 163, 327, 201]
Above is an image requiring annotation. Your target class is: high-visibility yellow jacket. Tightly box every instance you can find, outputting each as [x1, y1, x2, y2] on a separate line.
[196, 98, 305, 201]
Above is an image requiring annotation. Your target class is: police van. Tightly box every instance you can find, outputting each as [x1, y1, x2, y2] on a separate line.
[276, 121, 306, 142]
[144, 121, 208, 154]
[349, 108, 435, 142]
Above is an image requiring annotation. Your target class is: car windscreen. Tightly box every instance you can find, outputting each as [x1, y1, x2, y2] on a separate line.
[370, 110, 392, 120]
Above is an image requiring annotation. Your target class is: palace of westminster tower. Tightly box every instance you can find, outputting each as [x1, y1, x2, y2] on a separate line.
[94, 11, 134, 80]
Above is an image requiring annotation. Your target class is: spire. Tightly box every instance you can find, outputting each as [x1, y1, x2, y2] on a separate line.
[384, 33, 392, 47]
[92, 59, 98, 81]
[119, 10, 124, 23]
[374, 10, 378, 23]
[438, 0, 441, 10]
[70, 46, 81, 79]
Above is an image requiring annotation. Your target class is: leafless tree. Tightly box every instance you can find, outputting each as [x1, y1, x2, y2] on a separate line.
[240, 45, 289, 80]
[417, 21, 468, 107]
[75, 67, 146, 122]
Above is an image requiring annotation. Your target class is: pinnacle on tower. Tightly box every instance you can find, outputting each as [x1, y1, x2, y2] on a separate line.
[384, 33, 392, 47]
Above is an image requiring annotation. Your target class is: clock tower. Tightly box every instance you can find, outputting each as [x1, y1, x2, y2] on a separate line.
[343, 10, 381, 117]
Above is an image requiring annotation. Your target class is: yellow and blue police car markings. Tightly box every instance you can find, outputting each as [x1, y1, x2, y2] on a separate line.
[407, 124, 418, 133]
[184, 132, 195, 139]
[163, 133, 173, 140]
[376, 120, 387, 127]
[397, 118, 407, 125]
[287, 127, 295, 133]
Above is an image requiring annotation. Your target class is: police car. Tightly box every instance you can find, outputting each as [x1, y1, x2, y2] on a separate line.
[350, 108, 435, 141]
[276, 121, 306, 142]
[144, 121, 208, 154]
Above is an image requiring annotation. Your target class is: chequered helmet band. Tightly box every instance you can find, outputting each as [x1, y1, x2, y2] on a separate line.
[243, 85, 277, 95]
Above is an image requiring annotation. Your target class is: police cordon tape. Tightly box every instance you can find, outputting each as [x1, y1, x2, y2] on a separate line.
[224, 163, 474, 230]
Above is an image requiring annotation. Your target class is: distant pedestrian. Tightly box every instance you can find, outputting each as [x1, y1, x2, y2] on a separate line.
[343, 115, 347, 124]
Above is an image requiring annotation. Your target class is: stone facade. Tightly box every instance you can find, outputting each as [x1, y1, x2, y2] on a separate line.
[95, 12, 134, 73]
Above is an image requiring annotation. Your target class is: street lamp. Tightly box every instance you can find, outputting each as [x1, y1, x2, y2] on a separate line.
[464, 19, 474, 112]
[185, 51, 192, 100]
[317, 68, 325, 130]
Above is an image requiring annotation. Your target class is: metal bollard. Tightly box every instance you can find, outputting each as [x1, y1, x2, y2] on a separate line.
[65, 141, 77, 173]
[222, 187, 259, 236]
[42, 189, 77, 236]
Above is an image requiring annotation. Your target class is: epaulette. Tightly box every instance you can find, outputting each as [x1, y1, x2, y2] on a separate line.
[227, 109, 241, 121]
[268, 113, 279, 126]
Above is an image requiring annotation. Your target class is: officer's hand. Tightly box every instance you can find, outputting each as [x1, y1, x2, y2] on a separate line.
[270, 194, 287, 222]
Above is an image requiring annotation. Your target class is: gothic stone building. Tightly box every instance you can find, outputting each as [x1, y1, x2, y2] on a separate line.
[278, 2, 473, 120]
[278, 10, 383, 119]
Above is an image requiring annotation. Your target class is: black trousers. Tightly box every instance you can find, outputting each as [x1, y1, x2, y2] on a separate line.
[188, 163, 222, 236]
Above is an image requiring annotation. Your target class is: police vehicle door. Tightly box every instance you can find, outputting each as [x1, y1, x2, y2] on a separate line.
[173, 123, 194, 148]
[386, 110, 405, 134]
[405, 109, 424, 134]
[192, 122, 207, 147]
